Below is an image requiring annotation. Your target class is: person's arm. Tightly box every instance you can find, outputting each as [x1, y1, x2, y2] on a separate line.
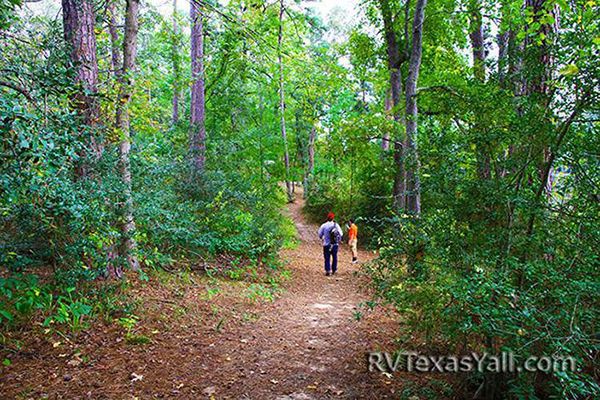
[318, 224, 323, 239]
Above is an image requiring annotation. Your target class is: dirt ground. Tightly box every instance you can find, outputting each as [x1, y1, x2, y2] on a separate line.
[0, 195, 437, 399]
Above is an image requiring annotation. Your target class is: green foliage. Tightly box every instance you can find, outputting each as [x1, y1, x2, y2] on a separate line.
[1, 0, 598, 398]
[43, 287, 92, 332]
[0, 0, 21, 29]
[316, 0, 599, 397]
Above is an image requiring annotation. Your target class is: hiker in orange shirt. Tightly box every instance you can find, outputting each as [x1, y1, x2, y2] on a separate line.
[347, 219, 358, 264]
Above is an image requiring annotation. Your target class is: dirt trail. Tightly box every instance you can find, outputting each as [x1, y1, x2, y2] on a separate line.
[1, 194, 408, 399]
[196, 195, 406, 399]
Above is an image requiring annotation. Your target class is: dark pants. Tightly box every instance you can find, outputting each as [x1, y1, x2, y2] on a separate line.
[323, 244, 338, 273]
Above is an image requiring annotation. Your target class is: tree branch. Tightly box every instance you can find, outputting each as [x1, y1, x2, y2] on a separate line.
[0, 80, 34, 102]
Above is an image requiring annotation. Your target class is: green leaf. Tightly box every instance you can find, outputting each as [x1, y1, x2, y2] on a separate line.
[0, 309, 13, 322]
[559, 64, 579, 76]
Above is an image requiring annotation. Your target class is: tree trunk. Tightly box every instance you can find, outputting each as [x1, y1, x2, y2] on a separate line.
[468, 0, 485, 81]
[116, 0, 140, 271]
[304, 125, 317, 199]
[107, 1, 121, 77]
[497, 2, 509, 88]
[278, 0, 293, 202]
[524, 0, 559, 234]
[379, 0, 406, 211]
[382, 88, 392, 151]
[523, 0, 557, 98]
[468, 0, 491, 179]
[404, 0, 427, 215]
[62, 0, 101, 173]
[190, 0, 206, 174]
[171, 0, 180, 125]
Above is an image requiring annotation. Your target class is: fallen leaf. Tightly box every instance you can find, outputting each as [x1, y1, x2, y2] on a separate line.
[270, 379, 279, 384]
[202, 386, 216, 395]
[130, 372, 143, 382]
[67, 359, 81, 367]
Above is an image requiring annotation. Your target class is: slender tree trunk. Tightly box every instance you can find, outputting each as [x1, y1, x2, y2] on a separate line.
[62, 0, 101, 174]
[304, 125, 317, 199]
[116, 0, 140, 271]
[468, 0, 491, 179]
[404, 0, 427, 215]
[468, 0, 486, 81]
[107, 1, 122, 77]
[497, 30, 509, 86]
[171, 0, 180, 125]
[278, 0, 293, 202]
[190, 0, 206, 174]
[497, 2, 510, 88]
[379, 0, 406, 211]
[382, 88, 392, 151]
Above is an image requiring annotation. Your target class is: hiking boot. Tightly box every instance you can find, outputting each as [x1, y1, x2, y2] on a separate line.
[325, 271, 331, 276]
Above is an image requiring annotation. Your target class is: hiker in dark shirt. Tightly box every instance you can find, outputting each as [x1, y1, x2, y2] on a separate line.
[317, 212, 343, 276]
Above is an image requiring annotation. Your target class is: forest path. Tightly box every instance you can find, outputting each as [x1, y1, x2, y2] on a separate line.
[1, 190, 409, 400]
[189, 191, 406, 399]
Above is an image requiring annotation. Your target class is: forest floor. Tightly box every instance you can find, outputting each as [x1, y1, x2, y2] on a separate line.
[1, 193, 441, 399]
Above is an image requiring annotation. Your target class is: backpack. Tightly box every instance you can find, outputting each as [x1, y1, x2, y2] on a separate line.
[328, 222, 341, 245]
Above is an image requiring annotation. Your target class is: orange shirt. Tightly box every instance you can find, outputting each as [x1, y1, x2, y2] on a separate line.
[348, 223, 358, 240]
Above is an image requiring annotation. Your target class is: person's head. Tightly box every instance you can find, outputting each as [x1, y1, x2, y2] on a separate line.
[327, 212, 335, 221]
[349, 218, 354, 225]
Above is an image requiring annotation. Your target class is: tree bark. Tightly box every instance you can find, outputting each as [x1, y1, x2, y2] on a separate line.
[468, 0, 491, 179]
[497, 2, 509, 88]
[62, 0, 102, 173]
[524, 0, 559, 217]
[404, 0, 427, 215]
[523, 0, 557, 98]
[304, 125, 317, 199]
[468, 0, 485, 81]
[171, 0, 180, 125]
[116, 0, 140, 271]
[190, 0, 206, 174]
[107, 0, 121, 77]
[382, 88, 392, 151]
[379, 0, 406, 211]
[278, 0, 293, 202]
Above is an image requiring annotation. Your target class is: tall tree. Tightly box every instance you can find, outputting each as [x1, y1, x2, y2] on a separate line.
[190, 0, 206, 174]
[404, 0, 427, 214]
[523, 0, 560, 234]
[379, 0, 406, 210]
[468, 0, 491, 179]
[116, 0, 141, 271]
[278, 0, 293, 202]
[107, 0, 122, 76]
[382, 88, 392, 151]
[468, 0, 485, 81]
[171, 0, 181, 125]
[62, 0, 101, 174]
[304, 125, 317, 198]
